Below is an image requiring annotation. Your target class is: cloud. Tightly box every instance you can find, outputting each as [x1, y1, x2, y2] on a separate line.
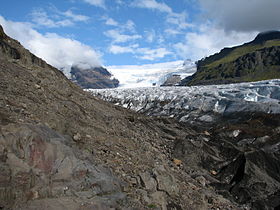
[63, 10, 90, 22]
[199, 0, 280, 32]
[104, 17, 119, 26]
[131, 0, 191, 30]
[164, 28, 181, 36]
[166, 12, 192, 29]
[83, 0, 106, 8]
[109, 43, 171, 61]
[109, 44, 137, 54]
[136, 47, 171, 60]
[104, 29, 141, 43]
[144, 30, 156, 42]
[124, 20, 136, 32]
[174, 23, 258, 60]
[31, 9, 73, 27]
[0, 16, 102, 76]
[30, 8, 90, 28]
[131, 0, 172, 13]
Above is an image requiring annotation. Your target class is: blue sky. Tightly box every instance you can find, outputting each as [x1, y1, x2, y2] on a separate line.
[0, 0, 279, 72]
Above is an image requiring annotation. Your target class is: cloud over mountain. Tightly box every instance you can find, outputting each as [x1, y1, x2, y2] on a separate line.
[0, 16, 102, 76]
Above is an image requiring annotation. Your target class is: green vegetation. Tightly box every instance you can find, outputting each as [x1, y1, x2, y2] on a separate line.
[206, 40, 280, 69]
[147, 204, 157, 208]
[182, 33, 280, 86]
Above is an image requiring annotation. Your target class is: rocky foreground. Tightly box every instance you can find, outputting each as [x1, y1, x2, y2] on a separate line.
[91, 81, 280, 209]
[1, 24, 280, 210]
[0, 25, 244, 210]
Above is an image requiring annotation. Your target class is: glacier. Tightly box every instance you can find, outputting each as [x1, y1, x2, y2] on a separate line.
[88, 79, 280, 124]
[106, 60, 196, 88]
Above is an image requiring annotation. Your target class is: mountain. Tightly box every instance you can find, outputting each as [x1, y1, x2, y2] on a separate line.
[70, 64, 119, 89]
[180, 31, 280, 86]
[0, 25, 241, 209]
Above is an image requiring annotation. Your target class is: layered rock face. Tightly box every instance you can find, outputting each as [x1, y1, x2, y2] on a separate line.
[0, 25, 241, 209]
[181, 31, 280, 86]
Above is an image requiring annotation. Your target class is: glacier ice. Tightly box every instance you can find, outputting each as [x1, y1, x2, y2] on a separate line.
[88, 79, 280, 123]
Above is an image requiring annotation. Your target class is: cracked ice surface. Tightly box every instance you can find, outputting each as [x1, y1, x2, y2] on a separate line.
[88, 79, 280, 123]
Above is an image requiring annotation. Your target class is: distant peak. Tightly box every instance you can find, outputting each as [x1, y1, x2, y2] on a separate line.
[252, 30, 280, 44]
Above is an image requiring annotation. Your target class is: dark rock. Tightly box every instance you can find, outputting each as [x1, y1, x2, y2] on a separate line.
[251, 31, 280, 45]
[0, 123, 125, 209]
[70, 65, 119, 89]
[161, 75, 181, 86]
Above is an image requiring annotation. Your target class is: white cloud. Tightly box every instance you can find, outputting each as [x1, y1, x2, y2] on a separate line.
[137, 47, 171, 60]
[30, 8, 90, 28]
[144, 30, 156, 42]
[104, 29, 141, 43]
[102, 17, 135, 33]
[124, 20, 136, 32]
[108, 43, 171, 61]
[109, 44, 138, 54]
[174, 24, 258, 60]
[104, 17, 119, 26]
[166, 12, 192, 29]
[31, 9, 74, 28]
[198, 0, 280, 32]
[164, 28, 181, 36]
[63, 10, 90, 22]
[0, 16, 102, 76]
[131, 0, 191, 30]
[83, 0, 106, 8]
[131, 0, 172, 13]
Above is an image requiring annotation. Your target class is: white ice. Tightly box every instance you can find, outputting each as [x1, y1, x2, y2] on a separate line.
[106, 60, 196, 88]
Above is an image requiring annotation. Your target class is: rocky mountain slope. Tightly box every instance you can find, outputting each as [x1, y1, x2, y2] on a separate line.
[0, 25, 243, 210]
[91, 80, 280, 209]
[70, 65, 119, 89]
[181, 31, 280, 86]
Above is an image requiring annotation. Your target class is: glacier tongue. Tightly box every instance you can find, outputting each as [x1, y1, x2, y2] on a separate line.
[88, 79, 280, 123]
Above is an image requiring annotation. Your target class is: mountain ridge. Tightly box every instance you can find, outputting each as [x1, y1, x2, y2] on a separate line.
[181, 31, 280, 86]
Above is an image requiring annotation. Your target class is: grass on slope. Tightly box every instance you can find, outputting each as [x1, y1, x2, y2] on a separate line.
[205, 40, 280, 68]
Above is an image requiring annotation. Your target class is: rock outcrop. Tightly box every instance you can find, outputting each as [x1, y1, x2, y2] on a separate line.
[181, 31, 280, 86]
[161, 74, 181, 86]
[70, 65, 119, 89]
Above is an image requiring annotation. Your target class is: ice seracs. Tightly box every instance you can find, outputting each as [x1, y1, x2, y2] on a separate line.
[89, 79, 280, 124]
